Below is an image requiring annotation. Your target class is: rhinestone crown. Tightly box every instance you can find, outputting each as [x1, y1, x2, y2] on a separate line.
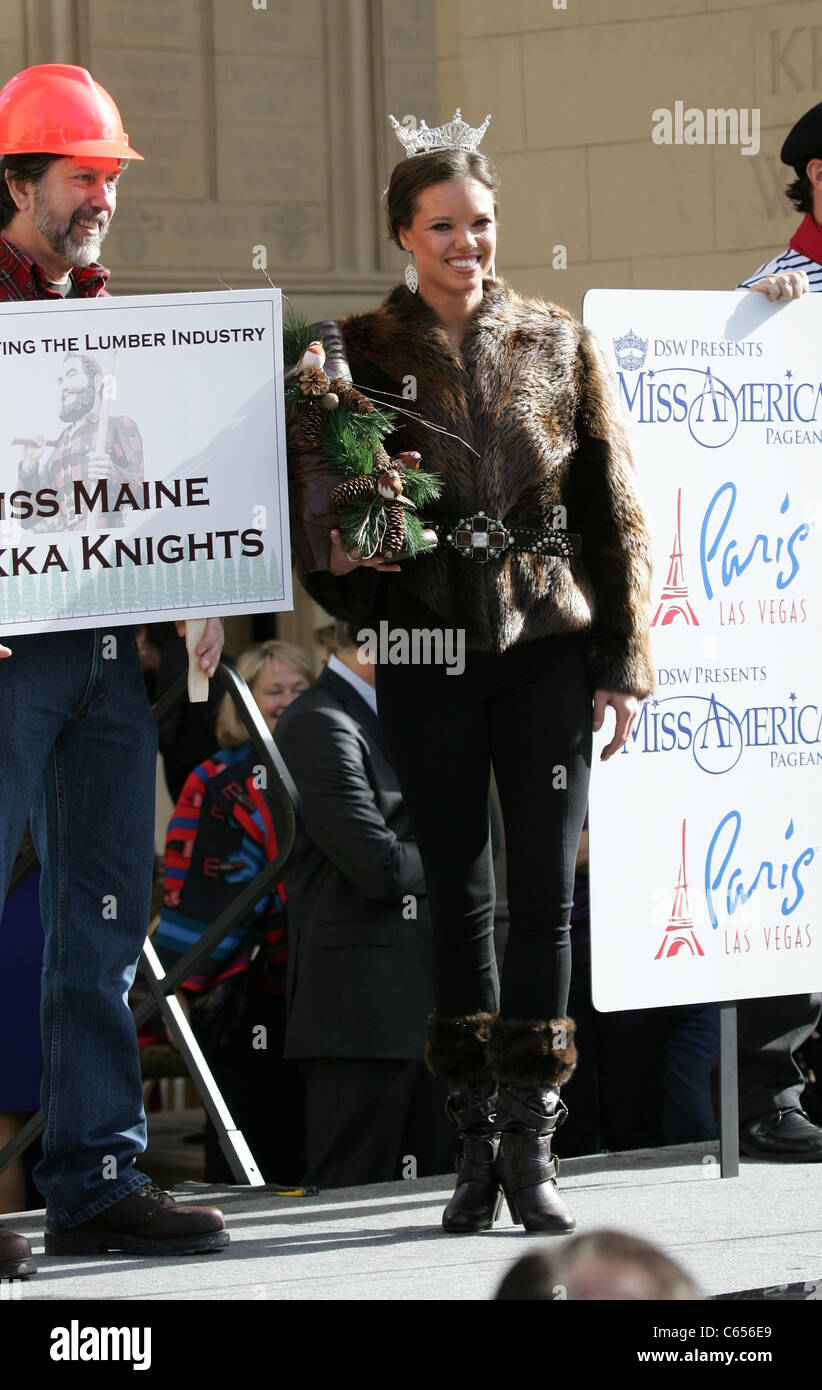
[389, 108, 492, 159]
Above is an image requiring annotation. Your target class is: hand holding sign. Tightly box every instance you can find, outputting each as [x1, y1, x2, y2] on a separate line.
[176, 617, 224, 702]
[749, 271, 809, 301]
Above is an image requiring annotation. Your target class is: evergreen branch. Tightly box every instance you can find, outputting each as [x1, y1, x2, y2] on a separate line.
[284, 380, 308, 407]
[402, 512, 437, 556]
[403, 470, 443, 505]
[323, 409, 399, 475]
[282, 309, 321, 367]
[339, 498, 437, 558]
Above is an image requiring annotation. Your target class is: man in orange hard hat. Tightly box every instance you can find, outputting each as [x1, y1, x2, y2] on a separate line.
[0, 65, 227, 1276]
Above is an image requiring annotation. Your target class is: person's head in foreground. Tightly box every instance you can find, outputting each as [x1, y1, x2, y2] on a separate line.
[495, 1229, 703, 1301]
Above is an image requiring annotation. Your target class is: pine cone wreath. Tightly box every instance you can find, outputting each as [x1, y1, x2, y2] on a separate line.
[381, 501, 406, 559]
[300, 366, 331, 397]
[329, 379, 374, 416]
[295, 404, 325, 448]
[329, 474, 376, 507]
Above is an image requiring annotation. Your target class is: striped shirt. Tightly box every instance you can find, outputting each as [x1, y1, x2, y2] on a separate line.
[738, 246, 822, 292]
[156, 742, 287, 993]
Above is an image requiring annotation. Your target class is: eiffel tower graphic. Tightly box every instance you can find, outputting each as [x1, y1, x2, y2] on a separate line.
[654, 818, 705, 960]
[651, 487, 699, 626]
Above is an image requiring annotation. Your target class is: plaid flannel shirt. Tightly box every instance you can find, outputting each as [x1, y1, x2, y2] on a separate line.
[23, 411, 144, 531]
[0, 233, 110, 302]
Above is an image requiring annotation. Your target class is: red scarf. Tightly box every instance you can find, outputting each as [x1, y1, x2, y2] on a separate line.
[789, 212, 822, 267]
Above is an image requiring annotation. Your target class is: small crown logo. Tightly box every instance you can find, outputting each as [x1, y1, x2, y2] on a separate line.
[389, 108, 492, 159]
[613, 328, 649, 372]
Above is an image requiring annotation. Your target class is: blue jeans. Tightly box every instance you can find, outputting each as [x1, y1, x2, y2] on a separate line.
[0, 627, 156, 1225]
[660, 1004, 720, 1144]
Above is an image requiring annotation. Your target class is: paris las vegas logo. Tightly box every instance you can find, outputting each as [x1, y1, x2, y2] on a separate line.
[651, 486, 699, 627]
[613, 329, 700, 628]
[655, 818, 705, 961]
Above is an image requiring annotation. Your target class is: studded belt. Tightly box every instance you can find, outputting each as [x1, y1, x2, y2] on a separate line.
[429, 512, 582, 564]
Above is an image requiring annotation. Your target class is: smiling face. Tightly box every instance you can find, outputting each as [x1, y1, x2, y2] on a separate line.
[4, 154, 123, 278]
[252, 657, 311, 731]
[31, 156, 121, 269]
[398, 176, 496, 300]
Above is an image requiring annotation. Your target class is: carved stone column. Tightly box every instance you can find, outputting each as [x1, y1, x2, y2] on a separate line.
[23, 0, 79, 63]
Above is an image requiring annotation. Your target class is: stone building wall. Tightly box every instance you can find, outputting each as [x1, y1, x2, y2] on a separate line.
[435, 0, 822, 314]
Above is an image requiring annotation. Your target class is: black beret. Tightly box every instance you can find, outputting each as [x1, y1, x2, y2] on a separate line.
[781, 102, 822, 174]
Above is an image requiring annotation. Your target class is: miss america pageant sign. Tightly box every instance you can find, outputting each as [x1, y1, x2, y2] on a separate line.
[0, 288, 291, 635]
[583, 290, 821, 1010]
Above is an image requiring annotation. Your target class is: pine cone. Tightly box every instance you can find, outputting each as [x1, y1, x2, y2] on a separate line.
[300, 367, 330, 396]
[372, 446, 392, 473]
[381, 501, 406, 559]
[329, 379, 374, 415]
[329, 473, 376, 507]
[295, 404, 325, 448]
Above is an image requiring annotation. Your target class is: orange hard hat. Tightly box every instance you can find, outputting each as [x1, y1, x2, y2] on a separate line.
[0, 64, 143, 160]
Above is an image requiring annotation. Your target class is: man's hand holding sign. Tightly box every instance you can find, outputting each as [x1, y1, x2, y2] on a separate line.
[0, 63, 272, 1274]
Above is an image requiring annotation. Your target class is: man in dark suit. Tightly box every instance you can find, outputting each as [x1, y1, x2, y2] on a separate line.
[274, 623, 453, 1188]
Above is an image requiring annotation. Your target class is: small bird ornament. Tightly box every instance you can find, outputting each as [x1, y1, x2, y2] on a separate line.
[295, 341, 326, 374]
[376, 467, 404, 499]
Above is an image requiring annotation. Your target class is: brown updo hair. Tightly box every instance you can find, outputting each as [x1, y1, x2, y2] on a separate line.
[384, 149, 500, 248]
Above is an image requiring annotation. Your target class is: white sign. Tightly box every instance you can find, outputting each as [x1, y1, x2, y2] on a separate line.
[0, 288, 291, 636]
[583, 289, 822, 1009]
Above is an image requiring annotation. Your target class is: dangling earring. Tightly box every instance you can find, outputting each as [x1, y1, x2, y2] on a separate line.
[405, 253, 419, 294]
[488, 259, 497, 283]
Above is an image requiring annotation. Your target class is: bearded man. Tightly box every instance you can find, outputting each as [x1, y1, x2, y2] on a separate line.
[0, 65, 226, 1277]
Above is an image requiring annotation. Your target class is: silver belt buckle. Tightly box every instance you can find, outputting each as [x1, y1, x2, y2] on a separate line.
[450, 512, 510, 563]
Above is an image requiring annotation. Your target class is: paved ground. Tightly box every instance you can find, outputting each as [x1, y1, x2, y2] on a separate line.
[8, 1140, 822, 1301]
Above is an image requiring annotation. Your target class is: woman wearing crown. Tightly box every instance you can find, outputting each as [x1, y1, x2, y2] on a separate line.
[286, 110, 654, 1234]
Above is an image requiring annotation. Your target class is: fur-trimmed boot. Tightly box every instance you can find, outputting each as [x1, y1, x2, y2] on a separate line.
[487, 1016, 577, 1235]
[425, 1012, 503, 1233]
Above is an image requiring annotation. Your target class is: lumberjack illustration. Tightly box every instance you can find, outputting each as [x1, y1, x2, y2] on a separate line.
[16, 350, 142, 531]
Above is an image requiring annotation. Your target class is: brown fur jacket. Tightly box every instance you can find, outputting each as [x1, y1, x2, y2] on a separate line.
[296, 279, 655, 698]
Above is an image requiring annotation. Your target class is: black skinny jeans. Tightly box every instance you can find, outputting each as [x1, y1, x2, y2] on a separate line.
[375, 632, 592, 1020]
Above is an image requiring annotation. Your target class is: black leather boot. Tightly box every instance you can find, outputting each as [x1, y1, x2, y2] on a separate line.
[487, 1014, 578, 1235]
[495, 1083, 575, 1233]
[425, 1011, 501, 1233]
[441, 1080, 503, 1233]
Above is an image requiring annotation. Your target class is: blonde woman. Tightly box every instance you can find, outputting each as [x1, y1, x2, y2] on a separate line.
[155, 640, 313, 1183]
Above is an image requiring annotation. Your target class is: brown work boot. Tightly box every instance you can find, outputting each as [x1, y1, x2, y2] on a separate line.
[0, 1225, 36, 1277]
[44, 1182, 229, 1256]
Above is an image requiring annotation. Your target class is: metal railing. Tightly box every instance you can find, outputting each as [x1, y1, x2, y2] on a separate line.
[0, 659, 303, 1187]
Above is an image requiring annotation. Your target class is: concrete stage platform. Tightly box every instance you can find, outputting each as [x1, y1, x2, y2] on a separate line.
[9, 1141, 822, 1301]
